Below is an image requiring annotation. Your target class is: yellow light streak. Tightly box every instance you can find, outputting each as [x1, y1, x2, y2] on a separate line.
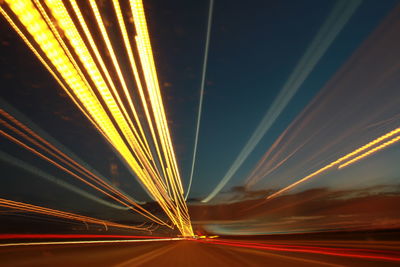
[0, 6, 104, 138]
[44, 0, 153, 168]
[339, 135, 400, 168]
[267, 128, 400, 200]
[67, 0, 153, 162]
[111, 0, 168, 186]
[131, 1, 183, 187]
[65, 0, 171, 196]
[0, 238, 183, 247]
[130, 0, 193, 236]
[1, 0, 193, 236]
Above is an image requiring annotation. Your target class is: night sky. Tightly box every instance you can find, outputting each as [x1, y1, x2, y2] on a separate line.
[143, 0, 399, 198]
[1, 0, 399, 213]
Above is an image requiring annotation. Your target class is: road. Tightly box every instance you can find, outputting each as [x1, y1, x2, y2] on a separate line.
[0, 238, 399, 266]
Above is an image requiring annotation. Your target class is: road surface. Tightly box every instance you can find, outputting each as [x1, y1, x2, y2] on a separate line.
[0, 238, 399, 266]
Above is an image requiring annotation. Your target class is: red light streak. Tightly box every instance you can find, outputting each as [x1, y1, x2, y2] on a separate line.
[198, 239, 400, 262]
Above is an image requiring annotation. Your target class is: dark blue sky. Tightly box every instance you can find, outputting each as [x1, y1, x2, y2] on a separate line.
[145, 0, 399, 198]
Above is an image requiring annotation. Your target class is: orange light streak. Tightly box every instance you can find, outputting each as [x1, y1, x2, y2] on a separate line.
[0, 129, 169, 227]
[0, 110, 166, 217]
[267, 128, 400, 200]
[339, 134, 400, 168]
[0, 198, 147, 231]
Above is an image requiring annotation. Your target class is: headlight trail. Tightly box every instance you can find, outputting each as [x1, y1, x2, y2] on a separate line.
[68, 0, 153, 163]
[185, 0, 214, 200]
[0, 6, 109, 142]
[201, 0, 362, 203]
[1, 0, 193, 236]
[0, 198, 149, 231]
[0, 109, 168, 227]
[0, 234, 170, 240]
[266, 127, 400, 200]
[130, 0, 193, 236]
[338, 134, 400, 169]
[0, 111, 135, 203]
[110, 0, 168, 193]
[0, 237, 183, 248]
[0, 151, 129, 210]
[43, 0, 158, 184]
[0, 129, 169, 227]
[87, 0, 153, 160]
[0, 99, 145, 205]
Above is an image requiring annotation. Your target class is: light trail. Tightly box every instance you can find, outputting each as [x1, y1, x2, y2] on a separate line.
[43, 0, 157, 183]
[0, 151, 129, 210]
[201, 0, 362, 203]
[85, 0, 154, 159]
[1, 0, 193, 236]
[0, 6, 113, 144]
[338, 135, 400, 168]
[0, 102, 145, 204]
[110, 0, 169, 194]
[198, 239, 400, 263]
[266, 127, 400, 200]
[244, 125, 316, 188]
[0, 110, 168, 226]
[185, 0, 214, 200]
[130, 0, 193, 236]
[0, 238, 183, 247]
[130, 0, 184, 195]
[0, 234, 167, 240]
[67, 0, 149, 158]
[0, 198, 148, 231]
[0, 129, 169, 226]
[0, 113, 133, 203]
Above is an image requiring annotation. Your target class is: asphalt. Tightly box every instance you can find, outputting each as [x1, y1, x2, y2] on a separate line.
[0, 239, 399, 266]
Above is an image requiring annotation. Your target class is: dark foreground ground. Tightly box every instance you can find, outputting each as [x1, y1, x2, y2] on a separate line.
[0, 237, 399, 266]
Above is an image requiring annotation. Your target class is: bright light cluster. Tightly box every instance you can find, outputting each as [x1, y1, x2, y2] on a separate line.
[1, 0, 193, 236]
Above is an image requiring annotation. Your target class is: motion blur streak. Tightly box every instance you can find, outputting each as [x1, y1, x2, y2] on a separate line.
[267, 127, 400, 199]
[0, 238, 182, 248]
[109, 0, 166, 184]
[0, 108, 155, 209]
[0, 234, 168, 240]
[0, 99, 145, 204]
[0, 151, 129, 210]
[244, 4, 400, 203]
[0, 198, 148, 231]
[0, 0, 193, 236]
[201, 0, 361, 203]
[0, 116, 168, 226]
[339, 134, 400, 168]
[199, 239, 400, 262]
[130, 0, 192, 236]
[1, 110, 142, 203]
[1, 1, 400, 266]
[87, 0, 152, 158]
[186, 0, 214, 200]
